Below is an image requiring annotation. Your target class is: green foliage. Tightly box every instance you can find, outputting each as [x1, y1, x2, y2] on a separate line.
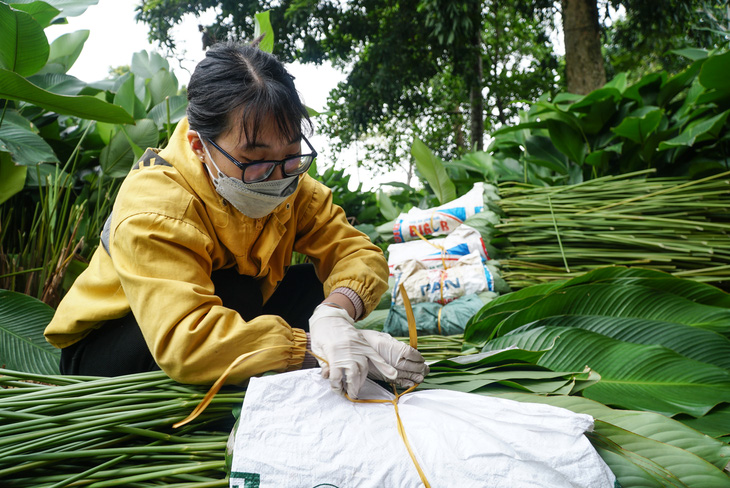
[0, 0, 187, 303]
[410, 137, 456, 204]
[465, 267, 730, 415]
[419, 346, 599, 395]
[253, 10, 274, 53]
[605, 0, 730, 80]
[137, 0, 561, 177]
[461, 266, 730, 486]
[0, 369, 239, 485]
[0, 289, 59, 374]
[317, 167, 380, 227]
[489, 48, 730, 183]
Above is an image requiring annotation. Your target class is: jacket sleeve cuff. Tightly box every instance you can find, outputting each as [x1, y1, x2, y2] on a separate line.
[301, 332, 319, 369]
[332, 286, 365, 320]
[287, 327, 309, 371]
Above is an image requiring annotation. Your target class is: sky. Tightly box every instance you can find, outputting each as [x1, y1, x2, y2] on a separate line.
[44, 0, 342, 112]
[43, 0, 399, 190]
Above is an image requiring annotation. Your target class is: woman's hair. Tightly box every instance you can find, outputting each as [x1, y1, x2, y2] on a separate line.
[187, 40, 312, 144]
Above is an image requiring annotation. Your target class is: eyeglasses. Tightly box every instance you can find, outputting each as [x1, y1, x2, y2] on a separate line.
[205, 135, 317, 183]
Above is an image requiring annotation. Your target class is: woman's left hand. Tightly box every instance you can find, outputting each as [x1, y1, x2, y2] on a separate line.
[359, 330, 430, 388]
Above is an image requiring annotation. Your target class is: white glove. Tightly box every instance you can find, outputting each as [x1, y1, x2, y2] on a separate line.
[360, 330, 430, 388]
[309, 304, 398, 399]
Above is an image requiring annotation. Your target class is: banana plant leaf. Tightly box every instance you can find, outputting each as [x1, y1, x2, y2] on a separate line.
[0, 290, 59, 375]
[491, 392, 730, 485]
[513, 315, 730, 370]
[483, 326, 730, 417]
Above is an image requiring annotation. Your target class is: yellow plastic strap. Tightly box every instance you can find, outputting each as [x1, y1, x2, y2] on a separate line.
[399, 283, 418, 350]
[413, 225, 448, 270]
[173, 344, 294, 428]
[175, 301, 432, 487]
[436, 307, 443, 335]
[346, 384, 431, 488]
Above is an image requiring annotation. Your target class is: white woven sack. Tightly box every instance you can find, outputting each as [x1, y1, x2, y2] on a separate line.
[229, 369, 616, 488]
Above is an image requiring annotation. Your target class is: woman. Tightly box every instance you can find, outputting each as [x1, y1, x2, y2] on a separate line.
[45, 41, 427, 399]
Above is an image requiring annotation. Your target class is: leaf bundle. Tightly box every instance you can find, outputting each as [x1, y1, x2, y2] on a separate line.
[0, 369, 243, 487]
[462, 266, 730, 486]
[491, 169, 730, 290]
[419, 345, 599, 396]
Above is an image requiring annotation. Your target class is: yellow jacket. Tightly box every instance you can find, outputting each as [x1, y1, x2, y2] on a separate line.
[45, 118, 389, 384]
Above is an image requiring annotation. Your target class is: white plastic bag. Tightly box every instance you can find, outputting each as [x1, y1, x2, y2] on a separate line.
[392, 251, 497, 306]
[387, 224, 489, 277]
[229, 369, 616, 488]
[392, 183, 486, 242]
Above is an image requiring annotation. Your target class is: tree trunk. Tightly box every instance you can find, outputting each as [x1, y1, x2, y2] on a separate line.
[469, 58, 484, 151]
[469, 0, 484, 151]
[561, 0, 606, 94]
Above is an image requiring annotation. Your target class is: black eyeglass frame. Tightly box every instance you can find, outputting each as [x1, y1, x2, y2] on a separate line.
[205, 135, 317, 183]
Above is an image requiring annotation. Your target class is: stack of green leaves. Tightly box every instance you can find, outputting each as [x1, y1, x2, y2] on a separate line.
[0, 369, 242, 487]
[485, 169, 730, 290]
[461, 266, 730, 487]
[418, 346, 599, 395]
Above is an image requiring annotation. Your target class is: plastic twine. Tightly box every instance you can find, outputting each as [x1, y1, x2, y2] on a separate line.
[174, 291, 431, 487]
[412, 226, 448, 306]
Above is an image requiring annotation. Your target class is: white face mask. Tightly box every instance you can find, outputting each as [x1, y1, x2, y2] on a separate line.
[199, 136, 298, 219]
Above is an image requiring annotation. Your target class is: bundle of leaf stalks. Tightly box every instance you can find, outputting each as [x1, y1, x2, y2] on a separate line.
[0, 369, 244, 487]
[0, 337, 467, 488]
[487, 169, 730, 290]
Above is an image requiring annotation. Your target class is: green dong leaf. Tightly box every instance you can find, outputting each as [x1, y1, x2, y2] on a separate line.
[10, 0, 100, 21]
[495, 283, 730, 337]
[0, 289, 59, 375]
[254, 10, 274, 53]
[546, 119, 586, 165]
[0, 2, 49, 76]
[130, 50, 169, 80]
[8, 1, 60, 28]
[0, 108, 59, 165]
[484, 326, 730, 417]
[37, 29, 89, 75]
[515, 315, 730, 370]
[411, 137, 456, 204]
[699, 50, 730, 94]
[493, 391, 730, 474]
[0, 151, 27, 204]
[100, 119, 159, 177]
[611, 106, 663, 144]
[0, 68, 134, 123]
